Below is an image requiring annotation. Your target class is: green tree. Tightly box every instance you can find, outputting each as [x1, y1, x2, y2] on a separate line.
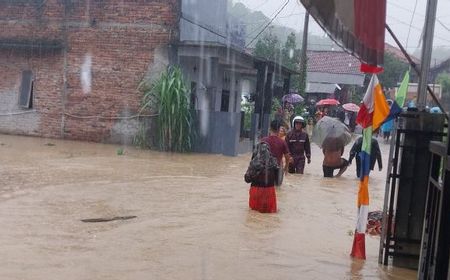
[437, 73, 450, 94]
[281, 32, 300, 71]
[281, 32, 303, 92]
[437, 73, 450, 110]
[253, 30, 281, 61]
[297, 54, 307, 96]
[378, 53, 409, 89]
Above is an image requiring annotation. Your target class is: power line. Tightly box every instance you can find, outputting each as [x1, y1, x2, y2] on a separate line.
[387, 1, 424, 18]
[437, 18, 450, 32]
[245, 0, 290, 48]
[405, 0, 419, 49]
[387, 15, 450, 44]
[245, 0, 290, 38]
[251, 0, 270, 11]
[237, 13, 305, 27]
[387, 16, 422, 32]
[180, 13, 227, 39]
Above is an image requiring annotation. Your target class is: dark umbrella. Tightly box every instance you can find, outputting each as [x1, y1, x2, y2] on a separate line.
[282, 92, 304, 104]
[312, 116, 352, 148]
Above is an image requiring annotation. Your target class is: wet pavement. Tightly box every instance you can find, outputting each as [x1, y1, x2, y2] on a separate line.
[0, 134, 416, 279]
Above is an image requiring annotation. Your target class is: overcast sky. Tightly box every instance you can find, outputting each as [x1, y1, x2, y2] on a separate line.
[234, 0, 450, 56]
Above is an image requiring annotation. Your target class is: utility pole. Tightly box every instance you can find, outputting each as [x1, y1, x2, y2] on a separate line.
[417, 0, 439, 110]
[299, 11, 309, 94]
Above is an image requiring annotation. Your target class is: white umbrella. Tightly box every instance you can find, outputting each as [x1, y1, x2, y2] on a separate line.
[312, 116, 352, 148]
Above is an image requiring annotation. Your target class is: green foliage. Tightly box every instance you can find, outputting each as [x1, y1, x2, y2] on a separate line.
[133, 122, 151, 149]
[241, 102, 254, 131]
[116, 147, 124, 155]
[349, 85, 365, 104]
[282, 32, 303, 91]
[253, 30, 281, 61]
[293, 103, 306, 118]
[138, 66, 193, 152]
[253, 31, 306, 94]
[437, 73, 450, 96]
[281, 32, 300, 71]
[271, 97, 281, 116]
[298, 55, 307, 95]
[437, 73, 450, 112]
[378, 53, 409, 89]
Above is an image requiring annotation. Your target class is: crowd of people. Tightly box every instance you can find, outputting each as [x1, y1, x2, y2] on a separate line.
[244, 100, 394, 214]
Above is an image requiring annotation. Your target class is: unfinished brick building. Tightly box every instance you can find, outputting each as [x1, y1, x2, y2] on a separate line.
[0, 0, 179, 143]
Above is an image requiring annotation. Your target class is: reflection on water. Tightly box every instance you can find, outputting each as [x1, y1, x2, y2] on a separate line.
[0, 134, 416, 279]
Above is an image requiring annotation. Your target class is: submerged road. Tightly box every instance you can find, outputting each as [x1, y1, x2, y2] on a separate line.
[0, 134, 416, 279]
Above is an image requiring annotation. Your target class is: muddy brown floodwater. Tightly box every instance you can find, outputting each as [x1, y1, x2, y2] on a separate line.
[0, 134, 416, 279]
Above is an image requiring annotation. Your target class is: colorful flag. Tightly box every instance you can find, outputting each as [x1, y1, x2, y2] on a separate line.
[356, 75, 390, 130]
[299, 0, 386, 73]
[351, 74, 389, 259]
[385, 70, 410, 122]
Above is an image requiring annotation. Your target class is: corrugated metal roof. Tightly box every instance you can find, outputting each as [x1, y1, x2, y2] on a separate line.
[306, 82, 337, 94]
[307, 72, 365, 86]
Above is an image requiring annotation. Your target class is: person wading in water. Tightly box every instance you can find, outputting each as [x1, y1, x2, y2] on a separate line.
[285, 116, 311, 174]
[322, 136, 349, 178]
[244, 142, 280, 213]
[261, 119, 292, 185]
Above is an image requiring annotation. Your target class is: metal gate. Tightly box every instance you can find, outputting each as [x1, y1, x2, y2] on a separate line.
[417, 139, 450, 279]
[379, 112, 445, 270]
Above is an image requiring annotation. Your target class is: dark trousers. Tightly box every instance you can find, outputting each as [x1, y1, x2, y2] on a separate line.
[322, 158, 349, 177]
[288, 156, 306, 174]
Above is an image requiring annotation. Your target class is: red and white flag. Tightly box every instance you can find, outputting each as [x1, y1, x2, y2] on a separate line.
[299, 0, 386, 73]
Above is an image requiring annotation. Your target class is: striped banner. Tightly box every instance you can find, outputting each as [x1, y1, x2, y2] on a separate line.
[351, 74, 389, 259]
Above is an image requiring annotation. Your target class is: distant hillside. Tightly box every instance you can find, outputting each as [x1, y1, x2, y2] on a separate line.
[413, 47, 450, 64]
[229, 2, 340, 51]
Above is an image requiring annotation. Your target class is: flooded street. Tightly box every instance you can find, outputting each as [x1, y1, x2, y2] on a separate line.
[0, 134, 416, 280]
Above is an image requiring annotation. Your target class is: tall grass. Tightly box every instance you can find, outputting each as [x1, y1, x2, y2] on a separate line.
[139, 67, 193, 152]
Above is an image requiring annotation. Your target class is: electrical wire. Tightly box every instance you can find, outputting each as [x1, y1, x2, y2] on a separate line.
[387, 16, 450, 44]
[437, 18, 450, 32]
[245, 0, 291, 38]
[405, 0, 419, 50]
[245, 0, 290, 48]
[387, 1, 424, 18]
[180, 13, 227, 39]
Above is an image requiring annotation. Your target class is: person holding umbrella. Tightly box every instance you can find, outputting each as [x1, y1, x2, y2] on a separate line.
[322, 136, 349, 177]
[312, 116, 351, 177]
[342, 103, 360, 132]
[285, 116, 311, 174]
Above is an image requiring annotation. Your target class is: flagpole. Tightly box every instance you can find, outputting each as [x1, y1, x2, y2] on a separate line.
[417, 0, 439, 111]
[385, 24, 448, 120]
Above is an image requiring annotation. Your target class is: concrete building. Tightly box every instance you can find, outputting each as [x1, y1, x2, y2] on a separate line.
[177, 0, 295, 155]
[0, 0, 179, 143]
[0, 0, 294, 156]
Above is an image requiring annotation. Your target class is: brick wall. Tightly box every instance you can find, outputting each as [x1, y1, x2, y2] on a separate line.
[0, 0, 179, 142]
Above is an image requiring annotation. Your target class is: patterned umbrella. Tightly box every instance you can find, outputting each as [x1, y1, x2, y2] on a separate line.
[316, 98, 340, 106]
[282, 93, 304, 104]
[342, 103, 360, 112]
